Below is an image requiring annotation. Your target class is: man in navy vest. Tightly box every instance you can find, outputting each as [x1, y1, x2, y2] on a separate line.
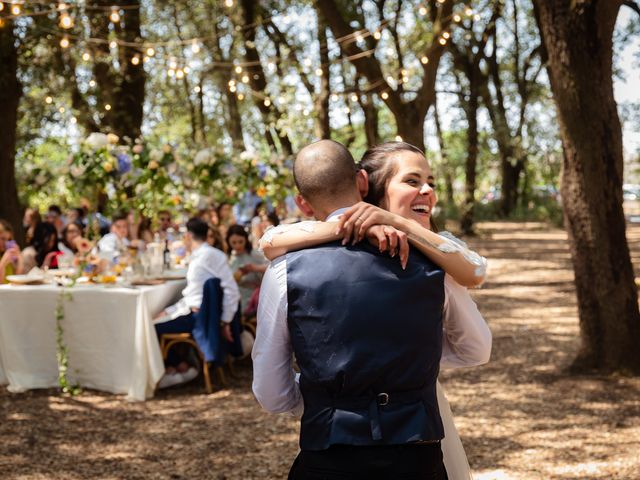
[253, 140, 490, 478]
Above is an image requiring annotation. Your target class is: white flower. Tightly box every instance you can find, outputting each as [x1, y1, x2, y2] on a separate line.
[107, 133, 119, 144]
[84, 133, 109, 149]
[149, 149, 163, 162]
[239, 151, 255, 161]
[134, 184, 145, 195]
[70, 165, 85, 177]
[194, 148, 212, 166]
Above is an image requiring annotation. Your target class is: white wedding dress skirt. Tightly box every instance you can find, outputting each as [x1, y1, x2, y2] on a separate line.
[438, 381, 473, 480]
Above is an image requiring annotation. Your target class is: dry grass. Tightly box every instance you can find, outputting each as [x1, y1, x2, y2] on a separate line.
[1, 221, 639, 479]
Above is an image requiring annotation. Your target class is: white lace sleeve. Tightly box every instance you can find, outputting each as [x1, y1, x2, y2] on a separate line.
[437, 231, 487, 279]
[259, 221, 321, 252]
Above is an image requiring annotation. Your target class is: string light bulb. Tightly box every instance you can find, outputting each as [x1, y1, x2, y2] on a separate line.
[89, 80, 96, 87]
[439, 37, 447, 45]
[474, 14, 481, 21]
[183, 66, 190, 73]
[11, 1, 21, 16]
[381, 92, 389, 100]
[176, 69, 185, 79]
[453, 14, 461, 22]
[465, 7, 473, 16]
[229, 85, 236, 92]
[169, 59, 178, 69]
[60, 36, 70, 49]
[45, 96, 53, 104]
[82, 52, 91, 61]
[225, 0, 233, 6]
[131, 55, 140, 65]
[237, 93, 244, 100]
[104, 104, 112, 111]
[395, 135, 403, 141]
[351, 94, 358, 102]
[0, 3, 4, 12]
[59, 12, 74, 29]
[421, 56, 429, 64]
[167, 69, 175, 77]
[241, 75, 249, 83]
[418, 6, 427, 16]
[70, 117, 77, 124]
[315, 68, 323, 76]
[234, 65, 243, 74]
[110, 8, 121, 23]
[442, 31, 450, 39]
[193, 85, 201, 93]
[303, 58, 312, 67]
[109, 40, 117, 49]
[263, 98, 271, 107]
[191, 40, 200, 53]
[146, 47, 155, 57]
[57, 2, 68, 11]
[386, 75, 394, 83]
[59, 107, 65, 113]
[373, 30, 381, 40]
[330, 94, 338, 102]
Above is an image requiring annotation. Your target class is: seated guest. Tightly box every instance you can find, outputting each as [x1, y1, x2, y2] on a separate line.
[207, 224, 226, 253]
[154, 217, 240, 387]
[45, 205, 65, 236]
[226, 224, 267, 312]
[0, 220, 24, 283]
[97, 213, 130, 261]
[22, 222, 61, 271]
[59, 222, 84, 256]
[156, 210, 174, 241]
[66, 207, 85, 226]
[22, 208, 41, 245]
[137, 215, 154, 244]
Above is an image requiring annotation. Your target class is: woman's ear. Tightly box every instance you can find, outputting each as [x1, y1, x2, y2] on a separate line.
[356, 169, 369, 199]
[295, 194, 315, 218]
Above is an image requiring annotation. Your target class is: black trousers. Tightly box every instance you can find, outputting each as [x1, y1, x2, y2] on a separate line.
[288, 443, 448, 480]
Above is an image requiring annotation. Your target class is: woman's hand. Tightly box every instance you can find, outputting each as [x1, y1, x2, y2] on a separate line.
[0, 247, 20, 267]
[337, 202, 403, 244]
[366, 225, 409, 270]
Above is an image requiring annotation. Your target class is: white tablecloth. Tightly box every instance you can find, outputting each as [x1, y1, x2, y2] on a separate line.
[0, 280, 185, 401]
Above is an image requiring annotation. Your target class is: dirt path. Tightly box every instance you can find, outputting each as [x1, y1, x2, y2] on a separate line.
[1, 222, 639, 479]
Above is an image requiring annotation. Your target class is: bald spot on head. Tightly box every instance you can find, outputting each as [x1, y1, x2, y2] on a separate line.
[293, 140, 358, 205]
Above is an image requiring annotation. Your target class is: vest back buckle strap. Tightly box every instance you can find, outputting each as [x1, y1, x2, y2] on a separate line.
[377, 392, 389, 406]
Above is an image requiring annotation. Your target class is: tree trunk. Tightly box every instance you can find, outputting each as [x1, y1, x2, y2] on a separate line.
[534, 0, 640, 373]
[0, 19, 24, 245]
[88, 0, 145, 139]
[460, 90, 479, 235]
[314, 21, 331, 139]
[240, 0, 293, 155]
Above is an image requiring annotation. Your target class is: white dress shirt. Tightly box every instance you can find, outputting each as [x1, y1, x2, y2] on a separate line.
[97, 233, 129, 261]
[164, 242, 240, 323]
[252, 210, 492, 416]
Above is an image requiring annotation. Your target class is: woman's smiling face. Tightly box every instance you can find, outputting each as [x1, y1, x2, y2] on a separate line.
[382, 151, 437, 230]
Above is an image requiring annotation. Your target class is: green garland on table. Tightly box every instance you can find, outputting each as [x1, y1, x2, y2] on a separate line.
[54, 279, 82, 396]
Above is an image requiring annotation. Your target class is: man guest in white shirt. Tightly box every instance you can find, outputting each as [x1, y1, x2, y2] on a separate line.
[154, 217, 240, 387]
[97, 213, 132, 262]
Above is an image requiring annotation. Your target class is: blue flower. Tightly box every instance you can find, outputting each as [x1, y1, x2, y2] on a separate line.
[116, 153, 132, 174]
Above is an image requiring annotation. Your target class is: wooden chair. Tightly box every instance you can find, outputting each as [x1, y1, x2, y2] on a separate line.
[159, 333, 227, 394]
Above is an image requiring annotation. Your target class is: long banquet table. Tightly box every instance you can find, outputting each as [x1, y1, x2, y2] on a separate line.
[0, 280, 185, 401]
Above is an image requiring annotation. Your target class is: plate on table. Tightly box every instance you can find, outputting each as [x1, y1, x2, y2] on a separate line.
[6, 274, 46, 285]
[49, 268, 77, 277]
[158, 270, 187, 280]
[130, 278, 166, 286]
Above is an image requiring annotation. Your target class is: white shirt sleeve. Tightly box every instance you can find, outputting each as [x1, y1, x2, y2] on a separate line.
[441, 274, 492, 369]
[252, 257, 303, 416]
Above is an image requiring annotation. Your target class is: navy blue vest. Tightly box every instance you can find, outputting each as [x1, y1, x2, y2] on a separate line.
[286, 241, 445, 450]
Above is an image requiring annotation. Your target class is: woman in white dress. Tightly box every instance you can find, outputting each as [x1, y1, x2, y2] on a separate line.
[260, 141, 489, 480]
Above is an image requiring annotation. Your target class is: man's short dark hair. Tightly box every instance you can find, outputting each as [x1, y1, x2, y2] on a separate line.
[48, 205, 62, 215]
[111, 212, 128, 223]
[293, 140, 358, 204]
[186, 217, 208, 241]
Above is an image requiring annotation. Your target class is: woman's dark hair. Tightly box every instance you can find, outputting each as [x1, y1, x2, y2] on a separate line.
[359, 141, 439, 232]
[61, 222, 84, 252]
[359, 141, 424, 207]
[207, 225, 225, 252]
[252, 201, 265, 218]
[226, 224, 251, 255]
[32, 222, 59, 266]
[266, 212, 280, 227]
